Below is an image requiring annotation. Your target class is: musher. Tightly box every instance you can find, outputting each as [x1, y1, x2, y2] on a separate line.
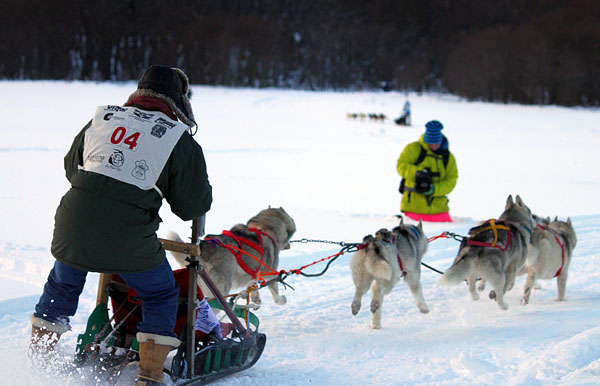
[30, 65, 214, 385]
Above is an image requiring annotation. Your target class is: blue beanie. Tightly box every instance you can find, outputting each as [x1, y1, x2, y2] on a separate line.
[424, 120, 443, 144]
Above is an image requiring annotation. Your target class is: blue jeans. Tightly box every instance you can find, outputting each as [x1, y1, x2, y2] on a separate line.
[34, 259, 180, 337]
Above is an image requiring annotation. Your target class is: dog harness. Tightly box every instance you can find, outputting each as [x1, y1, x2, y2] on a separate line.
[536, 224, 565, 277]
[390, 226, 421, 277]
[467, 219, 512, 251]
[396, 254, 406, 277]
[209, 228, 278, 279]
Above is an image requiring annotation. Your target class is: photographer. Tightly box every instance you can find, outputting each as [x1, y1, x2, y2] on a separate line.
[396, 120, 458, 222]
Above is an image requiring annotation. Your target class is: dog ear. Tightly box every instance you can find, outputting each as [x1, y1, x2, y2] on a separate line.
[418, 219, 423, 233]
[398, 215, 404, 225]
[515, 195, 525, 206]
[505, 195, 514, 209]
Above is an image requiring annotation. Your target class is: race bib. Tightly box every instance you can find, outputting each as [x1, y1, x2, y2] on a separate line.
[80, 105, 187, 191]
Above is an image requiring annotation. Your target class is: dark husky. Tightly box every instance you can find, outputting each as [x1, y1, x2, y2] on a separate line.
[169, 207, 296, 308]
[438, 195, 535, 310]
[351, 220, 429, 329]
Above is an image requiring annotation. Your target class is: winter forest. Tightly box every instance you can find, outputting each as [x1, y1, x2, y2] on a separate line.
[2, 0, 600, 106]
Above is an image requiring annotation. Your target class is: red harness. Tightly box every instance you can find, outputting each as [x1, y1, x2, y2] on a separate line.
[537, 225, 565, 277]
[212, 228, 278, 279]
[390, 235, 407, 277]
[397, 254, 406, 277]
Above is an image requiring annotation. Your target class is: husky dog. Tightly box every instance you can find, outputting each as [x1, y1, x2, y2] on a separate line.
[169, 207, 296, 308]
[438, 195, 535, 310]
[532, 214, 550, 227]
[351, 220, 429, 329]
[519, 217, 577, 305]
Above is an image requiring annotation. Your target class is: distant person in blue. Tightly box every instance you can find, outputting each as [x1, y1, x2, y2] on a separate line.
[395, 101, 411, 126]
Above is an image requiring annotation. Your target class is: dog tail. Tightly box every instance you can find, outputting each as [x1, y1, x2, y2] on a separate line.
[165, 230, 189, 269]
[364, 240, 393, 281]
[438, 249, 471, 286]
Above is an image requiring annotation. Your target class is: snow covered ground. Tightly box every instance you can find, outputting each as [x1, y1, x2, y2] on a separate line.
[0, 81, 599, 385]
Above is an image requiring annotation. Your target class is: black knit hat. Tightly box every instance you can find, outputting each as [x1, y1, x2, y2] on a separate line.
[126, 65, 196, 128]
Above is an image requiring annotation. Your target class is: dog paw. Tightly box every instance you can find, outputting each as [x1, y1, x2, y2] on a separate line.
[418, 304, 430, 314]
[370, 301, 379, 313]
[274, 295, 287, 305]
[370, 323, 381, 330]
[520, 297, 529, 306]
[470, 292, 480, 301]
[351, 301, 361, 316]
[489, 290, 497, 300]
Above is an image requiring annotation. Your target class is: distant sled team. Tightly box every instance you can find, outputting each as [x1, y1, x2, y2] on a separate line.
[350, 194, 577, 328]
[346, 112, 387, 122]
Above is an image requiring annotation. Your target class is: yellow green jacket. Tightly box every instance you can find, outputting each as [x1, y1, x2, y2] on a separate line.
[396, 134, 458, 214]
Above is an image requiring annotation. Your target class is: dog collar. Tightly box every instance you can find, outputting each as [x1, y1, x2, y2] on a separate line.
[409, 226, 421, 239]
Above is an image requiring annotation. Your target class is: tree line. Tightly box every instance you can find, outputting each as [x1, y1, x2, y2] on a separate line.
[2, 0, 598, 106]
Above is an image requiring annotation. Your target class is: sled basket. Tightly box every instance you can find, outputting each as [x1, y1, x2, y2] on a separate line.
[73, 221, 267, 384]
[171, 299, 266, 385]
[74, 270, 266, 384]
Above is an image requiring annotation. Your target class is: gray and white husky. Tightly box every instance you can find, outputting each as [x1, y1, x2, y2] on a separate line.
[438, 195, 535, 310]
[351, 220, 429, 329]
[169, 207, 296, 308]
[519, 217, 577, 305]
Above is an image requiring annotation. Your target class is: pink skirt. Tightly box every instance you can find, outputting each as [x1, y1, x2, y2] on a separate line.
[404, 211, 453, 222]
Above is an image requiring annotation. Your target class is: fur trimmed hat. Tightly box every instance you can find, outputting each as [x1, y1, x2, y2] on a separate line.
[424, 120, 443, 144]
[126, 65, 196, 128]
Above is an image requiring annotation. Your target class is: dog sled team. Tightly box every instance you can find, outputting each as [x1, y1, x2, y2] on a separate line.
[346, 100, 411, 126]
[171, 194, 577, 332]
[346, 111, 387, 122]
[351, 194, 577, 329]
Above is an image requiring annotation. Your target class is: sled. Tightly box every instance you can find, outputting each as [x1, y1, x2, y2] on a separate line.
[74, 219, 266, 384]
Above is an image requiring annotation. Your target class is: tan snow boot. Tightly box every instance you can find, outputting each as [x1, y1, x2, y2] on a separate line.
[29, 314, 69, 357]
[135, 332, 180, 385]
[30, 325, 61, 355]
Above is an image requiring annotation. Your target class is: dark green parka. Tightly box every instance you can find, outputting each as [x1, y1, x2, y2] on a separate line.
[51, 99, 212, 273]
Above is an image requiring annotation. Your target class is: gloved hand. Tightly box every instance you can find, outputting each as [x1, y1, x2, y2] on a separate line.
[424, 184, 435, 195]
[194, 297, 223, 338]
[414, 168, 433, 194]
